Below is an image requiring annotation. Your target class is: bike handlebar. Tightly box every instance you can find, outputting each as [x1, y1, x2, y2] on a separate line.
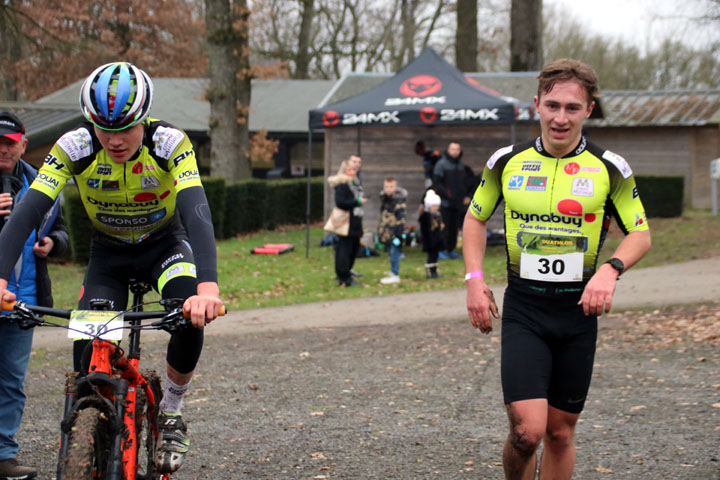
[1, 299, 227, 333]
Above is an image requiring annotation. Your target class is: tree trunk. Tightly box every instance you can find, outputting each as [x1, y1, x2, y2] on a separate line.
[0, 3, 22, 100]
[294, 0, 314, 79]
[455, 0, 477, 72]
[510, 0, 543, 71]
[205, 0, 251, 179]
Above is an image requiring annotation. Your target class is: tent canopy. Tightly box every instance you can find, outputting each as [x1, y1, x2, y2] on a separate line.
[309, 48, 522, 129]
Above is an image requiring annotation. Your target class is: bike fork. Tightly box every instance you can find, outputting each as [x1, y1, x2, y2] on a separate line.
[106, 378, 129, 480]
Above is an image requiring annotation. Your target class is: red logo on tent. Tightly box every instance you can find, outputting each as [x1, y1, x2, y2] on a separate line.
[399, 75, 442, 97]
[420, 106, 437, 124]
[564, 162, 580, 175]
[322, 110, 339, 127]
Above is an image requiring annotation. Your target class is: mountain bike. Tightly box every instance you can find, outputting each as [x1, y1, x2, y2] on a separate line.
[2, 281, 225, 480]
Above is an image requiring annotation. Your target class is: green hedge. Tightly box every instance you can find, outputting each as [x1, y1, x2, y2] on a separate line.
[635, 175, 683, 218]
[220, 178, 324, 238]
[60, 177, 329, 259]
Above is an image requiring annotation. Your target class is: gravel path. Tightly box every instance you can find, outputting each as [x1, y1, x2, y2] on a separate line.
[15, 258, 720, 479]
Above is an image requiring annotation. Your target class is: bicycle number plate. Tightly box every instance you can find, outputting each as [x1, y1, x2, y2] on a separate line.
[68, 311, 124, 341]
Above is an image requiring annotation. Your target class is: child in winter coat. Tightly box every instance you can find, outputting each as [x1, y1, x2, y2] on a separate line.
[419, 189, 444, 278]
[377, 177, 407, 284]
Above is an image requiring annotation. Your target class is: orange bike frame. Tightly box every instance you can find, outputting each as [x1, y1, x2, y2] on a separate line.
[88, 339, 158, 480]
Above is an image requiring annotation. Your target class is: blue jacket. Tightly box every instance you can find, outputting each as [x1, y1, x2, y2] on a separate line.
[2, 160, 68, 307]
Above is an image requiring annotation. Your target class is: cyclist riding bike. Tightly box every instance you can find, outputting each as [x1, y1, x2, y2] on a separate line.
[0, 62, 223, 474]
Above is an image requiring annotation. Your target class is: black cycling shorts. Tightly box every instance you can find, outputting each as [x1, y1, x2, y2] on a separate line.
[73, 233, 203, 374]
[500, 284, 597, 414]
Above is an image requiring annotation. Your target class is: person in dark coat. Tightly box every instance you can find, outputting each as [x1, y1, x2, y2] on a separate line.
[432, 141, 471, 259]
[0, 111, 68, 480]
[329, 160, 367, 286]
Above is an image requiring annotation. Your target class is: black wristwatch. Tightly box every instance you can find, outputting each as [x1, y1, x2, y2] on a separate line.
[604, 257, 625, 276]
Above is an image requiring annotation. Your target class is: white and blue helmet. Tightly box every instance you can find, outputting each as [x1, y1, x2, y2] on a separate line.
[80, 62, 154, 131]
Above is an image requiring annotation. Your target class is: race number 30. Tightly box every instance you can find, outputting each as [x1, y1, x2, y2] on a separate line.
[520, 252, 583, 282]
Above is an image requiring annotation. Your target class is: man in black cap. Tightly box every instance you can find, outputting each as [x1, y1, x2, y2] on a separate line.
[0, 112, 68, 480]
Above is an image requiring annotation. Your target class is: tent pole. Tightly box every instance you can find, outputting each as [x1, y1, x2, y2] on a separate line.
[306, 129, 312, 258]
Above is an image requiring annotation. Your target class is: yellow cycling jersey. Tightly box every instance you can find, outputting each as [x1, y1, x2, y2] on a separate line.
[31, 119, 203, 244]
[470, 136, 649, 283]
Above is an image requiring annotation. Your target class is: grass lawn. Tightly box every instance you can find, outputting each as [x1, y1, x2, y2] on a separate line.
[47, 209, 720, 311]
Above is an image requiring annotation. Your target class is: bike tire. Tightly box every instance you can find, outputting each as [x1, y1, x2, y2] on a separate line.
[135, 370, 164, 480]
[63, 407, 112, 479]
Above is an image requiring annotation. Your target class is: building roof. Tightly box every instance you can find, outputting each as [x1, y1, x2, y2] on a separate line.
[0, 101, 81, 145]
[585, 90, 720, 127]
[35, 78, 336, 134]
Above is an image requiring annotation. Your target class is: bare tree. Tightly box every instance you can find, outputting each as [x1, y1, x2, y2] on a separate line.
[0, 0, 206, 101]
[455, 0, 477, 72]
[543, 2, 720, 90]
[205, 0, 252, 179]
[251, 0, 451, 77]
[294, 0, 314, 78]
[510, 0, 542, 71]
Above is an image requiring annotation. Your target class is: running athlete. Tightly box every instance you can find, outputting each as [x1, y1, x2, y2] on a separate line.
[0, 63, 224, 474]
[463, 58, 651, 480]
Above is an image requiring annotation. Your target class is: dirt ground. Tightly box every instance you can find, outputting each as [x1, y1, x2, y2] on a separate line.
[14, 258, 720, 479]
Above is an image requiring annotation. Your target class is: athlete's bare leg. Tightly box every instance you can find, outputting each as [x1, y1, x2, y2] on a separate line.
[503, 399, 547, 480]
[538, 406, 579, 480]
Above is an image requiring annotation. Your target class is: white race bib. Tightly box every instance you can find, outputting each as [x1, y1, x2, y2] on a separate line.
[68, 311, 124, 341]
[520, 252, 584, 282]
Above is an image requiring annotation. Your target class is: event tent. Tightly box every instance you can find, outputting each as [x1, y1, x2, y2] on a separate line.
[309, 48, 528, 130]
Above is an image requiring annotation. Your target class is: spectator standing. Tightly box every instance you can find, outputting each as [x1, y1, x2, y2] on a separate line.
[418, 189, 444, 279]
[0, 111, 68, 480]
[432, 141, 470, 259]
[329, 160, 367, 287]
[377, 177, 407, 284]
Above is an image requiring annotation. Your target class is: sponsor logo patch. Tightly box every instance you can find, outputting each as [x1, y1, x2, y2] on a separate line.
[525, 176, 547, 191]
[602, 150, 633, 178]
[96, 163, 112, 176]
[564, 162, 580, 175]
[57, 128, 93, 162]
[87, 178, 100, 189]
[521, 161, 541, 172]
[141, 176, 161, 190]
[571, 177, 594, 196]
[102, 180, 119, 191]
[152, 126, 185, 160]
[44, 154, 65, 171]
[508, 175, 524, 190]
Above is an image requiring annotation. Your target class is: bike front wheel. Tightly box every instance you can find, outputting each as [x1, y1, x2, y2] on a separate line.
[63, 407, 112, 479]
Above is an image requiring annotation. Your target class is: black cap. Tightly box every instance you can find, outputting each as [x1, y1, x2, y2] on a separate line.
[0, 112, 25, 142]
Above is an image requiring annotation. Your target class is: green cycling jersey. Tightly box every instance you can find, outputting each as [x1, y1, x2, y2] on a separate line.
[32, 118, 202, 244]
[470, 136, 649, 284]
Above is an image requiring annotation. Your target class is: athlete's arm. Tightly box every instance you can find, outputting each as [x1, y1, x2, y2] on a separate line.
[579, 229, 651, 316]
[0, 189, 55, 303]
[175, 186, 223, 327]
[463, 209, 499, 334]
